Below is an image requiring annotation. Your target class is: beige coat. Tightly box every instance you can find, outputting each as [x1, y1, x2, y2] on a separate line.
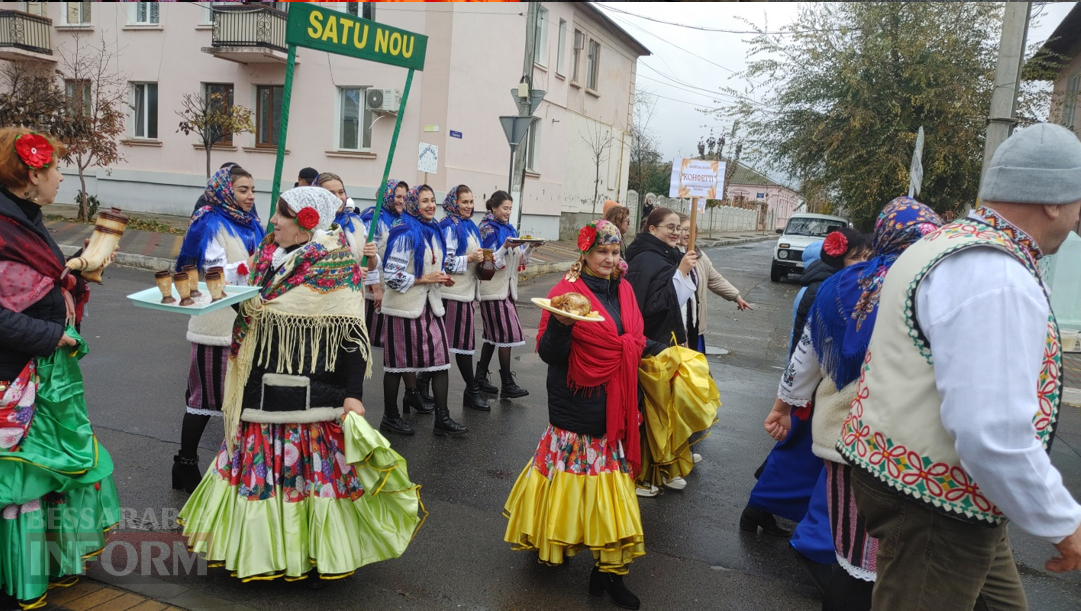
[694, 250, 741, 334]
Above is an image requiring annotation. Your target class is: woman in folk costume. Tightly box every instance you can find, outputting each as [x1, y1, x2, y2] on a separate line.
[179, 187, 422, 583]
[763, 198, 942, 610]
[438, 185, 489, 411]
[475, 191, 542, 399]
[316, 172, 378, 273]
[0, 129, 119, 610]
[378, 185, 467, 437]
[173, 165, 264, 493]
[504, 220, 661, 611]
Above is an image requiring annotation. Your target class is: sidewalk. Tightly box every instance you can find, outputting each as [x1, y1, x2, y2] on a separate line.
[42, 205, 777, 279]
[1063, 353, 1081, 407]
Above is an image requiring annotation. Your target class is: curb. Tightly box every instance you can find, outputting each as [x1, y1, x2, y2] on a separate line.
[60, 244, 176, 274]
[1064, 387, 1081, 408]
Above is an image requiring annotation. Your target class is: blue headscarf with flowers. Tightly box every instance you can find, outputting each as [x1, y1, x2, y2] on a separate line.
[385, 186, 448, 277]
[807, 196, 942, 388]
[176, 165, 265, 272]
[360, 178, 404, 236]
[479, 196, 519, 250]
[439, 185, 481, 256]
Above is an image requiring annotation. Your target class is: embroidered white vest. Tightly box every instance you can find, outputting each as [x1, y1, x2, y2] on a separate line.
[479, 246, 521, 302]
[837, 220, 1061, 525]
[380, 238, 446, 319]
[442, 231, 480, 302]
[811, 376, 859, 464]
[187, 229, 250, 346]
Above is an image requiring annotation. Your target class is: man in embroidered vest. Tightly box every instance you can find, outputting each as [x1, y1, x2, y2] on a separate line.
[838, 123, 1081, 610]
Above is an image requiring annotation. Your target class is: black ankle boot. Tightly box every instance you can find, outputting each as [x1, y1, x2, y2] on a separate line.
[463, 379, 491, 411]
[433, 406, 468, 436]
[500, 369, 529, 399]
[172, 453, 201, 494]
[416, 372, 435, 404]
[403, 388, 434, 415]
[589, 567, 640, 610]
[739, 505, 792, 536]
[475, 364, 498, 394]
[380, 401, 415, 436]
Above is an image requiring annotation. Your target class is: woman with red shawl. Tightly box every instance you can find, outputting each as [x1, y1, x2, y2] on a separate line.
[503, 220, 664, 611]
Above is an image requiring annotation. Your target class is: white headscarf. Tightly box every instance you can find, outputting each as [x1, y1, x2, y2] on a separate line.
[280, 186, 339, 234]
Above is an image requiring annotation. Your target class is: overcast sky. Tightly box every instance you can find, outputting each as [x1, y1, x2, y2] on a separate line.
[595, 1, 1078, 188]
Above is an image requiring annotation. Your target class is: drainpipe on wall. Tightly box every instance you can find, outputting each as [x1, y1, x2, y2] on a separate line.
[615, 130, 625, 202]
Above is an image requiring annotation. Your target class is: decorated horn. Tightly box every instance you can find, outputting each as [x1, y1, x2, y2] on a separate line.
[66, 209, 129, 283]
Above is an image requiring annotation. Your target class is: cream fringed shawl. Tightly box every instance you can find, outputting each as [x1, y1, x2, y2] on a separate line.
[221, 229, 371, 451]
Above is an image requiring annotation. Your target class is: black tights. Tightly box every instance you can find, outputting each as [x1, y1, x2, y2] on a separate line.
[180, 412, 209, 459]
[476, 343, 511, 374]
[455, 353, 476, 385]
[384, 370, 449, 413]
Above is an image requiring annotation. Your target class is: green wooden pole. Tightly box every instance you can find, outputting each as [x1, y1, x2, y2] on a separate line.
[266, 44, 298, 230]
[360, 68, 414, 268]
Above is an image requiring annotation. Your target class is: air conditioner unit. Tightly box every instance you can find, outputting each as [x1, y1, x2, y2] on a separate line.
[366, 88, 400, 114]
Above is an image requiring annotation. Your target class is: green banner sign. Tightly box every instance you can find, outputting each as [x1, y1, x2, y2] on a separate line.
[286, 3, 427, 71]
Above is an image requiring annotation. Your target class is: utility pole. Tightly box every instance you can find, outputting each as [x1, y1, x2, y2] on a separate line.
[980, 2, 1031, 184]
[510, 2, 541, 230]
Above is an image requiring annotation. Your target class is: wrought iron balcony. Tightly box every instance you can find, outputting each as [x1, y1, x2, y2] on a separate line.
[0, 10, 54, 61]
[204, 4, 288, 64]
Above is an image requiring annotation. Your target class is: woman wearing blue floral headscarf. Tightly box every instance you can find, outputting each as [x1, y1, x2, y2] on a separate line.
[763, 197, 942, 610]
[172, 165, 264, 493]
[359, 178, 407, 348]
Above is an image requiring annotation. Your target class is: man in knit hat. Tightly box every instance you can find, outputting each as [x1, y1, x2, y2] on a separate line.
[838, 123, 1081, 609]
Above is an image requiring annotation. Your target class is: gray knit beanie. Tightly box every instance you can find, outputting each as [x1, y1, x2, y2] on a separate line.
[980, 123, 1081, 205]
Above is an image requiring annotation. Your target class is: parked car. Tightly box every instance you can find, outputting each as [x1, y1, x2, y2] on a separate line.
[771, 212, 850, 282]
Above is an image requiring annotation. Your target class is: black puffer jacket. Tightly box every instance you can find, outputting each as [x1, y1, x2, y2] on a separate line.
[624, 233, 686, 345]
[538, 273, 663, 436]
[789, 259, 838, 357]
[0, 189, 77, 381]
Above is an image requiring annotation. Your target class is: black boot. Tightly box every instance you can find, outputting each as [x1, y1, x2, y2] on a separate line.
[403, 388, 435, 415]
[589, 567, 640, 610]
[433, 405, 468, 436]
[739, 505, 792, 536]
[416, 372, 435, 404]
[500, 369, 529, 399]
[463, 379, 491, 411]
[172, 453, 201, 494]
[380, 398, 415, 436]
[475, 364, 498, 394]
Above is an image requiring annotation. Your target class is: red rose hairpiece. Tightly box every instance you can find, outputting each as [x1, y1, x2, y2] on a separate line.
[15, 133, 53, 170]
[296, 207, 319, 231]
[823, 231, 848, 257]
[577, 223, 598, 253]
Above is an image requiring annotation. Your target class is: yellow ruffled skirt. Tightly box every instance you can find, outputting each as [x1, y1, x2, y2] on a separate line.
[503, 425, 644, 574]
[637, 346, 721, 487]
[179, 413, 423, 581]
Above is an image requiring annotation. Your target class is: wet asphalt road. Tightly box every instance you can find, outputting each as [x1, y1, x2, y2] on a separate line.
[72, 241, 1081, 610]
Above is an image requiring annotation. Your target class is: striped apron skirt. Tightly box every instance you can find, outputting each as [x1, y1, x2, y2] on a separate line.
[826, 460, 878, 582]
[185, 343, 229, 417]
[382, 304, 451, 373]
[365, 297, 385, 348]
[480, 297, 525, 347]
[443, 299, 477, 355]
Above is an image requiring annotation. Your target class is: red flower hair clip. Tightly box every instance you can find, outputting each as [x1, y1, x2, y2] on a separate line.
[296, 207, 319, 231]
[15, 133, 53, 170]
[577, 223, 598, 253]
[823, 231, 848, 257]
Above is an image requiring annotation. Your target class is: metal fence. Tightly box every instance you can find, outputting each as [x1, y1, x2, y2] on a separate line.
[212, 5, 287, 52]
[0, 10, 52, 56]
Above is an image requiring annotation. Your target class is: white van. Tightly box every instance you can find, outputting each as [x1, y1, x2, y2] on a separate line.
[771, 213, 850, 282]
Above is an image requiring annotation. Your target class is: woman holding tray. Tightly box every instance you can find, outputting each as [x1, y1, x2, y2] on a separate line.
[504, 219, 663, 611]
[476, 191, 542, 399]
[0, 128, 120, 609]
[179, 187, 422, 583]
[173, 165, 264, 493]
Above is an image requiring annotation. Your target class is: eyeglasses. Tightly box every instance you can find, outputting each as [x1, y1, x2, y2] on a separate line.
[656, 224, 680, 233]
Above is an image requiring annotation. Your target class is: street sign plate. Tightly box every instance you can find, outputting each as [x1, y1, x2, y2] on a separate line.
[286, 3, 427, 71]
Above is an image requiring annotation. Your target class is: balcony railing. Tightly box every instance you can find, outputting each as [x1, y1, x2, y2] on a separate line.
[211, 5, 287, 53]
[0, 10, 52, 57]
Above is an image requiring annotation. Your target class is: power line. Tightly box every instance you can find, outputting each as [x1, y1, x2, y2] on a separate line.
[595, 4, 841, 36]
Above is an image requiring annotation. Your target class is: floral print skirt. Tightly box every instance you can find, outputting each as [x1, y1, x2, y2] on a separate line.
[503, 425, 645, 574]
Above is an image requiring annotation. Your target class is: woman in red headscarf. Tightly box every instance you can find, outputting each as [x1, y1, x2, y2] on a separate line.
[503, 219, 664, 611]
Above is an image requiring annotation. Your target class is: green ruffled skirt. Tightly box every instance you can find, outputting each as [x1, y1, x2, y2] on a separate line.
[0, 329, 121, 608]
[179, 412, 423, 581]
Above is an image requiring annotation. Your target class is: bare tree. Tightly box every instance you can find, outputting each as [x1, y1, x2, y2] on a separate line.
[0, 62, 88, 143]
[57, 32, 128, 221]
[581, 121, 614, 212]
[177, 90, 255, 179]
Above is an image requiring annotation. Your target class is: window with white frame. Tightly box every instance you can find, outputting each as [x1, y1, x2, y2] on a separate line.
[346, 2, 376, 20]
[338, 87, 372, 151]
[203, 83, 235, 145]
[17, 3, 46, 17]
[533, 5, 549, 68]
[131, 83, 158, 139]
[65, 80, 91, 117]
[556, 19, 567, 77]
[132, 2, 159, 25]
[587, 39, 600, 90]
[525, 119, 541, 173]
[63, 2, 91, 26]
[571, 30, 584, 83]
[1063, 73, 1080, 130]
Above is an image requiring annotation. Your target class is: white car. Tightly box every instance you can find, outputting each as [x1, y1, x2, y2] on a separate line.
[771, 213, 850, 282]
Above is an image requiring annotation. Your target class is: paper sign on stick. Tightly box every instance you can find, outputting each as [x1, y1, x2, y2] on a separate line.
[669, 158, 725, 199]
